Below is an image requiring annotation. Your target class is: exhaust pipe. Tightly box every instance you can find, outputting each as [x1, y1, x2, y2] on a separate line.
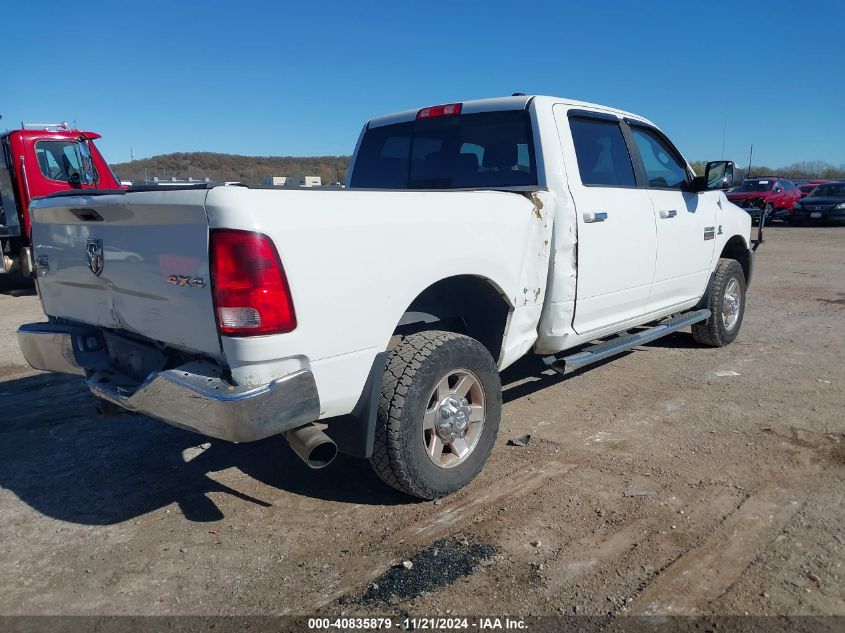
[283, 424, 338, 469]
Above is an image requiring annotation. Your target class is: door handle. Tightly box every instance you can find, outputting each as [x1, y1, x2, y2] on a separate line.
[659, 209, 677, 219]
[584, 211, 608, 223]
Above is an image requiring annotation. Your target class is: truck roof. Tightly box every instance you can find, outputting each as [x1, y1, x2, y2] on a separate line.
[366, 95, 655, 129]
[0, 128, 101, 141]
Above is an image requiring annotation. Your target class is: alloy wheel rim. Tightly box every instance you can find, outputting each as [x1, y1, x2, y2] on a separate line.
[722, 277, 741, 331]
[422, 369, 485, 469]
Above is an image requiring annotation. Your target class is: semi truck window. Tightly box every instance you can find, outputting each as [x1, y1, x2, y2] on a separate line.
[35, 141, 80, 181]
[350, 110, 537, 189]
[34, 141, 96, 184]
[569, 118, 636, 187]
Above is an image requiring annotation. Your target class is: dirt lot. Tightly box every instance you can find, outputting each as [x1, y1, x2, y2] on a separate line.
[0, 226, 843, 622]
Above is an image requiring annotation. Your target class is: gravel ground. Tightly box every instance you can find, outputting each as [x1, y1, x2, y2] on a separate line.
[0, 226, 842, 620]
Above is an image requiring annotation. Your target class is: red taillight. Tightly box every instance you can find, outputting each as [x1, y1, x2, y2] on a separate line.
[210, 230, 296, 336]
[416, 103, 462, 120]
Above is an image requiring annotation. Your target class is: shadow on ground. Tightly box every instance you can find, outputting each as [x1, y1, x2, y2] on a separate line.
[0, 372, 412, 527]
[0, 273, 36, 297]
[1, 327, 706, 526]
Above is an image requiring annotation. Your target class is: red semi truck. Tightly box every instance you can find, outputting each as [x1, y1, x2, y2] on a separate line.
[1, 122, 122, 276]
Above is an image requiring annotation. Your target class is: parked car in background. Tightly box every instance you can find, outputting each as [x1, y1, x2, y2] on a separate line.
[789, 181, 845, 224]
[798, 180, 833, 198]
[726, 177, 801, 223]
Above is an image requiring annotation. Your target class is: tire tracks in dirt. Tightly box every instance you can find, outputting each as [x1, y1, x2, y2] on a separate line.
[310, 460, 573, 610]
[630, 488, 803, 615]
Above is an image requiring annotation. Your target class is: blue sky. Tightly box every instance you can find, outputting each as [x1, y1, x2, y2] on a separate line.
[3, 0, 843, 167]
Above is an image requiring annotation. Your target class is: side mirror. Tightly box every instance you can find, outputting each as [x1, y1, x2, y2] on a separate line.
[690, 161, 736, 192]
[775, 186, 783, 193]
[68, 173, 82, 188]
[705, 161, 735, 190]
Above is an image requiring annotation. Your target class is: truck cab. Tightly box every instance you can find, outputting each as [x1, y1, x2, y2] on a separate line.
[0, 122, 122, 276]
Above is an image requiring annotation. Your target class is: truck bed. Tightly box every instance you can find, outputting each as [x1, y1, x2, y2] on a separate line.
[29, 185, 553, 418]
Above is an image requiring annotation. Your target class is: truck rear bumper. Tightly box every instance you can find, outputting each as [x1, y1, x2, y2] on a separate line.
[17, 322, 321, 443]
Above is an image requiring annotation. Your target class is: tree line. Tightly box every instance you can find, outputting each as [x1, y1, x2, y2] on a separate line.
[690, 160, 845, 180]
[111, 152, 844, 186]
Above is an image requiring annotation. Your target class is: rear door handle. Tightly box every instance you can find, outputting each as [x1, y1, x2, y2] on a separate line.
[584, 211, 608, 223]
[659, 209, 677, 219]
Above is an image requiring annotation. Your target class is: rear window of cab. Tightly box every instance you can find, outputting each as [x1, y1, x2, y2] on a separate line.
[350, 110, 537, 190]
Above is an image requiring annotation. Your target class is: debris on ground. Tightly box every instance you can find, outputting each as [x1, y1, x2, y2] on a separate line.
[624, 489, 656, 498]
[713, 370, 741, 377]
[361, 538, 496, 604]
[507, 434, 531, 447]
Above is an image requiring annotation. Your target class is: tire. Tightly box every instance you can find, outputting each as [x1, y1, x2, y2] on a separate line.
[369, 330, 502, 499]
[691, 258, 747, 347]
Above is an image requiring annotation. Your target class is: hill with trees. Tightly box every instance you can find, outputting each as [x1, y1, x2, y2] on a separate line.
[110, 152, 350, 185]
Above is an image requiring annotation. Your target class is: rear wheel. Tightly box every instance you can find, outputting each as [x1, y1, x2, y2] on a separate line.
[692, 258, 746, 347]
[369, 330, 501, 499]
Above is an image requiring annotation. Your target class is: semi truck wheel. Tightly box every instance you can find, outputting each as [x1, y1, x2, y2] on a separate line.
[692, 258, 746, 347]
[369, 330, 501, 499]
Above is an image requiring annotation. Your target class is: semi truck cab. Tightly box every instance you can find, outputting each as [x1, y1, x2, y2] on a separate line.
[0, 122, 122, 276]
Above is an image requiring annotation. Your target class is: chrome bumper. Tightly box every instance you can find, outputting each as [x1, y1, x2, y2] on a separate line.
[16, 323, 321, 443]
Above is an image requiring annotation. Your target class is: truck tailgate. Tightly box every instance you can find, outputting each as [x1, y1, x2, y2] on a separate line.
[31, 189, 222, 357]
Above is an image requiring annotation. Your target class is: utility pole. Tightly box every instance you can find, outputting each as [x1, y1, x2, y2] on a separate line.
[747, 144, 753, 179]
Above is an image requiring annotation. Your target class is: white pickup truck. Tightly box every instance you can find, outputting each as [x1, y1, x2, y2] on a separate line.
[18, 95, 760, 499]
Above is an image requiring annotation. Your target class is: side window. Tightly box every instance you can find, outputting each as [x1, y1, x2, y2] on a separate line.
[630, 127, 689, 189]
[569, 117, 636, 187]
[35, 141, 88, 183]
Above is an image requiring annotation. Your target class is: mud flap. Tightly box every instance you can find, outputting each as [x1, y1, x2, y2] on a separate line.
[324, 351, 388, 458]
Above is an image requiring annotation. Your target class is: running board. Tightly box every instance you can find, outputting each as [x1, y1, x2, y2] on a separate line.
[544, 309, 711, 375]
